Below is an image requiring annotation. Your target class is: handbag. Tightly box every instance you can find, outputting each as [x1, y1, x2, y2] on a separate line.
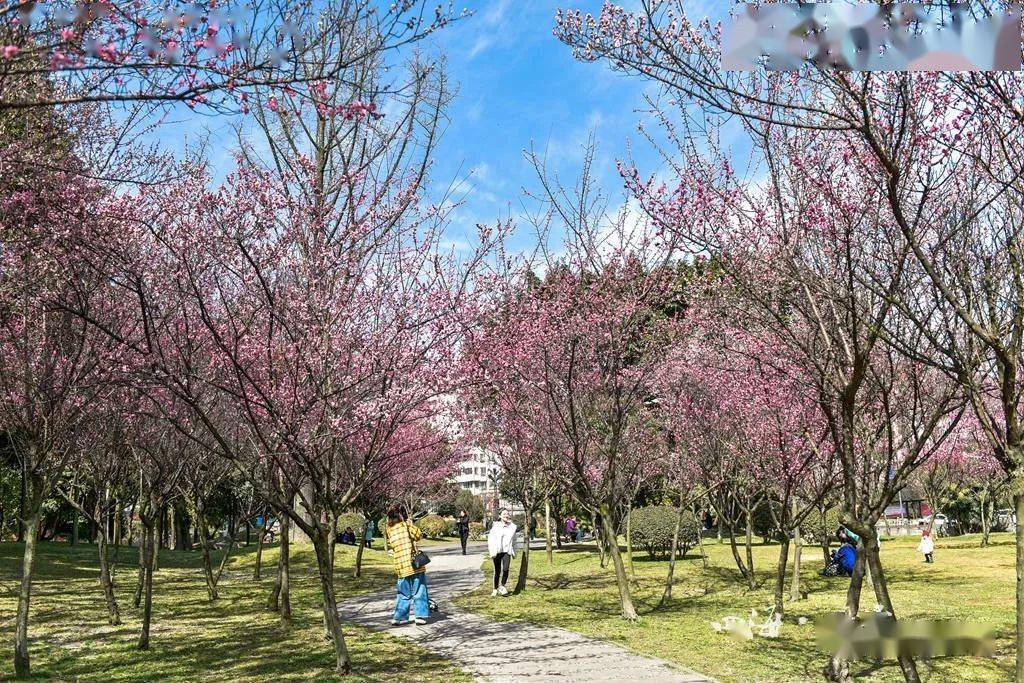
[405, 521, 431, 570]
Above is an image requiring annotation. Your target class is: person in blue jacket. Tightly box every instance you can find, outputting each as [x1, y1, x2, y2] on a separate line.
[821, 528, 858, 577]
[834, 542, 857, 576]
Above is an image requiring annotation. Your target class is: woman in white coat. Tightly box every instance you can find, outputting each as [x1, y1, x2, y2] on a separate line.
[487, 509, 517, 596]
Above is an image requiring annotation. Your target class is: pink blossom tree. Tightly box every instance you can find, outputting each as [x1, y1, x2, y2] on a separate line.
[0, 0, 461, 112]
[71, 29, 489, 673]
[613, 107, 962, 679]
[464, 149, 682, 620]
[555, 6, 1024, 678]
[657, 317, 838, 614]
[0, 149, 128, 678]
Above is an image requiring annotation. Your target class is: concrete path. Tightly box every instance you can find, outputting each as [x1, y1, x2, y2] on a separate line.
[338, 543, 714, 683]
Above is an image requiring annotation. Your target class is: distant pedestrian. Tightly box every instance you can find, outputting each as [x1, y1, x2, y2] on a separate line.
[364, 519, 375, 548]
[565, 516, 577, 543]
[487, 509, 517, 596]
[918, 529, 935, 563]
[384, 505, 430, 625]
[456, 510, 471, 555]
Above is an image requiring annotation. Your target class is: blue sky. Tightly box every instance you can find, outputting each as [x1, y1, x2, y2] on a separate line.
[425, 0, 732, 253]
[154, 1, 729, 253]
[425, 0, 659, 250]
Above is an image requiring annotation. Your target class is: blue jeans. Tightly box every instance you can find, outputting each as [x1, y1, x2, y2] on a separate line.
[394, 572, 429, 621]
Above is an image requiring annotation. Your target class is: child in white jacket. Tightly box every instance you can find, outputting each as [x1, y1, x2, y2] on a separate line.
[487, 509, 518, 596]
[918, 529, 935, 563]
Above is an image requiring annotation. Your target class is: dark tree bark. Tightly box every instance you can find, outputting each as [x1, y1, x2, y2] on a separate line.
[268, 515, 292, 626]
[254, 514, 270, 580]
[95, 497, 121, 625]
[312, 530, 351, 674]
[599, 504, 638, 621]
[137, 509, 156, 650]
[353, 518, 368, 579]
[660, 495, 687, 606]
[773, 536, 790, 616]
[13, 507, 40, 679]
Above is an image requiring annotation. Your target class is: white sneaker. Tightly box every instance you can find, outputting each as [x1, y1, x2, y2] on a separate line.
[491, 589, 498, 597]
[414, 618, 427, 625]
[391, 619, 409, 626]
[498, 585, 508, 596]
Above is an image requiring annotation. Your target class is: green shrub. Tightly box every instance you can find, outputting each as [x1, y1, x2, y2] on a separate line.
[469, 521, 485, 540]
[629, 506, 700, 559]
[443, 516, 458, 536]
[336, 512, 365, 536]
[453, 489, 485, 522]
[803, 506, 841, 544]
[416, 514, 448, 539]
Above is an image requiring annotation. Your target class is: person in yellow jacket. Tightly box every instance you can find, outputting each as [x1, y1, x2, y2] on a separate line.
[384, 505, 430, 625]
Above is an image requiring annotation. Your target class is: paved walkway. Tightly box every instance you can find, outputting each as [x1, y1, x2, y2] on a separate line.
[338, 543, 714, 683]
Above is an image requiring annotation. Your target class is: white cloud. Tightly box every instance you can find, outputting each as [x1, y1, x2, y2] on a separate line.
[465, 0, 514, 59]
[468, 35, 493, 60]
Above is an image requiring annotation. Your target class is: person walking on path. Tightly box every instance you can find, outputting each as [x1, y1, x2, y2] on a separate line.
[456, 510, 471, 555]
[487, 509, 517, 596]
[564, 515, 576, 543]
[384, 505, 430, 625]
[918, 529, 935, 563]
[363, 518, 375, 547]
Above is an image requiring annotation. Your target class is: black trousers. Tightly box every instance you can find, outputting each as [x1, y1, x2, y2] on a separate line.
[492, 552, 511, 589]
[459, 532, 468, 553]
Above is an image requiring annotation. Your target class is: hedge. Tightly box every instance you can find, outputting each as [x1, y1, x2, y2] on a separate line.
[629, 505, 700, 559]
[416, 514, 448, 539]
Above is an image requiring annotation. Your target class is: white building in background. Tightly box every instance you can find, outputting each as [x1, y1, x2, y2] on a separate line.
[455, 446, 500, 494]
[454, 446, 506, 515]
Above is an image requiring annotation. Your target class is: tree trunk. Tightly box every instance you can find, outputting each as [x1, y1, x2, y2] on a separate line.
[514, 528, 531, 593]
[353, 518, 368, 579]
[153, 507, 162, 571]
[312, 530, 351, 674]
[598, 506, 638, 621]
[16, 463, 26, 543]
[544, 497, 553, 565]
[95, 499, 121, 625]
[172, 503, 190, 551]
[774, 536, 789, 616]
[13, 510, 39, 679]
[660, 497, 686, 606]
[695, 503, 708, 568]
[625, 508, 637, 583]
[278, 515, 292, 625]
[254, 515, 270, 580]
[199, 517, 219, 601]
[727, 522, 754, 586]
[1015, 491, 1024, 682]
[744, 499, 756, 582]
[980, 490, 991, 547]
[132, 535, 145, 609]
[825, 543, 867, 683]
[552, 498, 563, 549]
[790, 521, 803, 602]
[71, 508, 79, 546]
[594, 511, 607, 568]
[113, 499, 122, 550]
[137, 516, 155, 650]
[864, 539, 921, 682]
[328, 512, 338, 576]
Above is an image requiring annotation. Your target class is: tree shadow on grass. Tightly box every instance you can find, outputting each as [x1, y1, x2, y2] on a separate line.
[0, 540, 458, 683]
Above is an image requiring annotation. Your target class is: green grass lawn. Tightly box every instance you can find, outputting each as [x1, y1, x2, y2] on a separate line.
[458, 533, 1015, 682]
[0, 540, 469, 682]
